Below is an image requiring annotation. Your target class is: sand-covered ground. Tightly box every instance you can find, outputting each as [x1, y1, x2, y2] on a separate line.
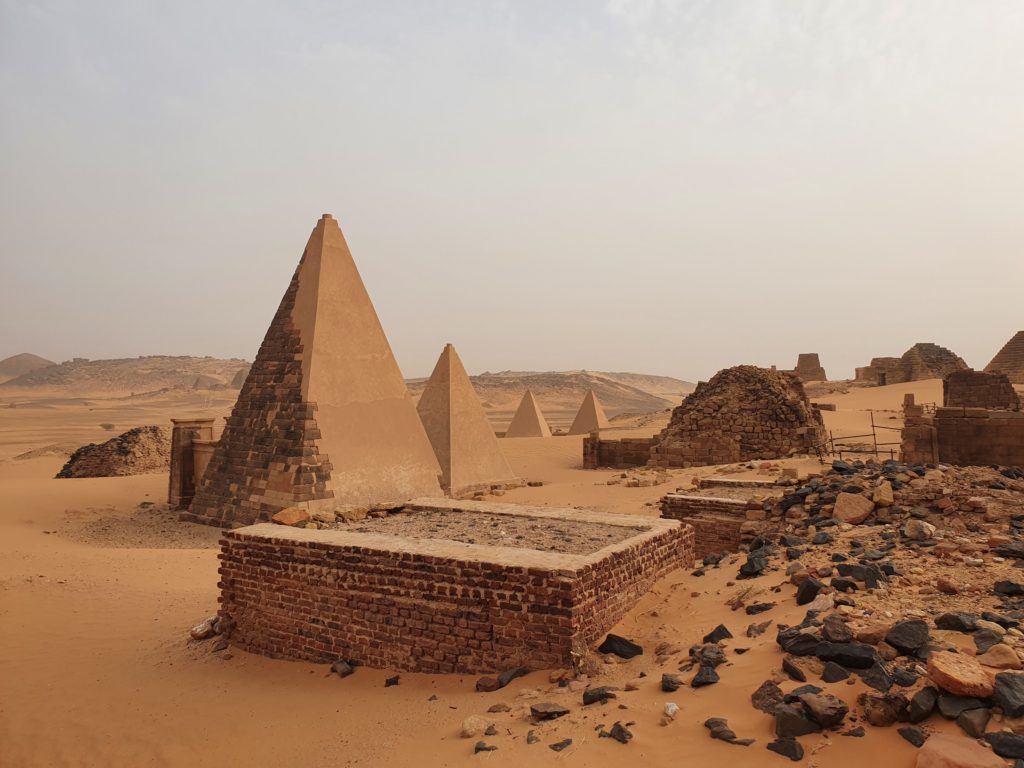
[0, 378, 991, 767]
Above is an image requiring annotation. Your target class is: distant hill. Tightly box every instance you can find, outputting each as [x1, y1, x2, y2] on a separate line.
[0, 353, 56, 383]
[0, 355, 251, 393]
[406, 369, 695, 428]
[0, 354, 694, 427]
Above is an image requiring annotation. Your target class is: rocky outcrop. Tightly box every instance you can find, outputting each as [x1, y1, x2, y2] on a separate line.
[648, 366, 826, 468]
[56, 426, 171, 478]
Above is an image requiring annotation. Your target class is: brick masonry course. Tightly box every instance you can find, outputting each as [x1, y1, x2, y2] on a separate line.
[660, 494, 760, 559]
[902, 408, 1024, 467]
[218, 498, 694, 674]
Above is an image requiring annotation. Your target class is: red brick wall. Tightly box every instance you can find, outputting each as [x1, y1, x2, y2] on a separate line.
[218, 521, 693, 673]
[660, 494, 750, 558]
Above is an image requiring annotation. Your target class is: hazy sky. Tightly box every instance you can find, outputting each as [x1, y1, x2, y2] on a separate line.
[2, 1, 1022, 382]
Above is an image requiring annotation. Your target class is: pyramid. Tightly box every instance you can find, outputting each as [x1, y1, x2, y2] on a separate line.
[567, 389, 611, 435]
[416, 344, 517, 494]
[504, 389, 551, 438]
[986, 331, 1024, 384]
[186, 214, 442, 527]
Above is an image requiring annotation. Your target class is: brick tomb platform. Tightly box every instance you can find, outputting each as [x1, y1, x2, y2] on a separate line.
[218, 498, 693, 674]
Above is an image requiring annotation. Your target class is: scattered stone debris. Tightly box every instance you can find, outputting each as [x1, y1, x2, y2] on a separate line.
[598, 634, 643, 659]
[703, 717, 754, 746]
[530, 703, 569, 721]
[57, 425, 170, 479]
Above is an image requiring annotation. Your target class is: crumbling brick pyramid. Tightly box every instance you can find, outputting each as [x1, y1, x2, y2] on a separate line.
[648, 366, 826, 468]
[856, 343, 968, 385]
[944, 370, 1021, 409]
[899, 343, 969, 382]
[185, 214, 442, 527]
[57, 426, 170, 478]
[986, 331, 1024, 385]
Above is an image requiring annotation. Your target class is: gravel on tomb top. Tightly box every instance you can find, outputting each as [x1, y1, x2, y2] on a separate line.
[339, 510, 646, 555]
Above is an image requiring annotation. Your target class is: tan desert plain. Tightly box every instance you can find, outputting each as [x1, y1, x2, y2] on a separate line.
[4, 212, 1024, 768]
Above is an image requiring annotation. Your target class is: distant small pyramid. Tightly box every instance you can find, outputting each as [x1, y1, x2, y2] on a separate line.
[187, 214, 442, 526]
[417, 343, 517, 494]
[986, 331, 1024, 384]
[568, 389, 611, 435]
[505, 389, 551, 438]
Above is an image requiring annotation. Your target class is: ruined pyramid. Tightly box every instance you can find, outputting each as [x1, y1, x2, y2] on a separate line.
[417, 344, 517, 494]
[185, 214, 442, 527]
[567, 389, 611, 435]
[504, 389, 551, 438]
[986, 331, 1024, 384]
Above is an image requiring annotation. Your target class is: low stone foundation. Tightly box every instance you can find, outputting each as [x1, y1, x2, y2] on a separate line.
[582, 435, 656, 469]
[660, 494, 759, 559]
[218, 498, 693, 673]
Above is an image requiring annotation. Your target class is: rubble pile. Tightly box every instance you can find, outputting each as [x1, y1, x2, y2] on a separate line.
[648, 366, 827, 468]
[56, 425, 171, 479]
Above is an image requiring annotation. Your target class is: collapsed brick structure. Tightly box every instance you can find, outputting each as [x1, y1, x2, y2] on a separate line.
[57, 426, 170, 479]
[217, 499, 693, 673]
[986, 330, 1024, 384]
[647, 366, 827, 468]
[185, 214, 443, 528]
[943, 370, 1021, 410]
[791, 353, 827, 382]
[855, 342, 968, 386]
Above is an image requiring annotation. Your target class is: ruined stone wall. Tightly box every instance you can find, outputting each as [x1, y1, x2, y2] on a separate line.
[901, 409, 1024, 466]
[943, 370, 1021, 410]
[218, 521, 693, 673]
[57, 426, 170, 479]
[660, 494, 760, 558]
[648, 366, 826, 468]
[582, 436, 657, 469]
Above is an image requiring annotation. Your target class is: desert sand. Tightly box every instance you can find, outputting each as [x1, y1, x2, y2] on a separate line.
[0, 377, 988, 767]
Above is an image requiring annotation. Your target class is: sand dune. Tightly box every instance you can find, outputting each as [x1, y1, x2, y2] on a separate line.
[0, 378, 962, 767]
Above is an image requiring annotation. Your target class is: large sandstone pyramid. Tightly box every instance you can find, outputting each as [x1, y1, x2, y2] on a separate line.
[567, 389, 611, 435]
[649, 366, 826, 467]
[186, 214, 442, 527]
[504, 389, 551, 438]
[986, 331, 1024, 384]
[417, 343, 517, 494]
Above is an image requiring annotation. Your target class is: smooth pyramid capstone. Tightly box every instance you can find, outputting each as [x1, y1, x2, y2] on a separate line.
[504, 389, 552, 438]
[567, 389, 611, 435]
[986, 330, 1024, 384]
[186, 214, 443, 527]
[416, 343, 517, 494]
